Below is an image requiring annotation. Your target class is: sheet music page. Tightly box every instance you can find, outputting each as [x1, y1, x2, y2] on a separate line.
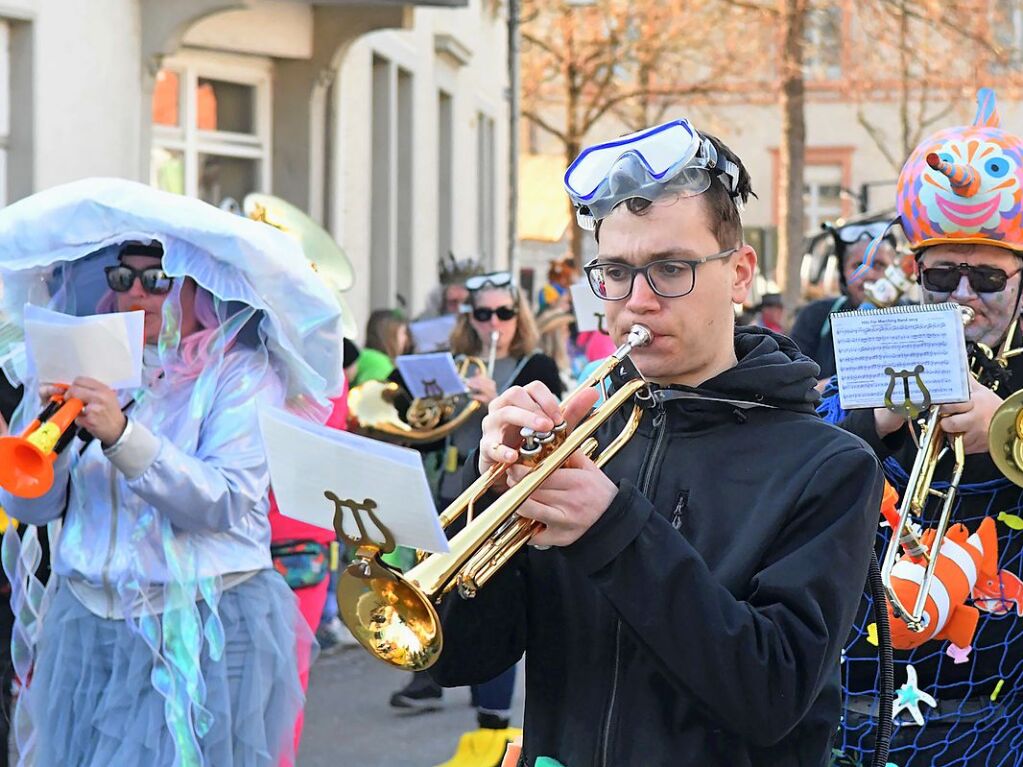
[395, 353, 468, 399]
[831, 302, 970, 410]
[258, 406, 449, 553]
[24, 306, 145, 389]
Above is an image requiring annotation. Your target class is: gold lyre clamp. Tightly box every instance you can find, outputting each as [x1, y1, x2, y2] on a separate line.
[884, 365, 931, 420]
[326, 493, 396, 576]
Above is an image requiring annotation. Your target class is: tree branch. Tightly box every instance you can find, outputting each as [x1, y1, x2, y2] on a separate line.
[717, 0, 778, 16]
[856, 107, 901, 173]
[521, 109, 569, 146]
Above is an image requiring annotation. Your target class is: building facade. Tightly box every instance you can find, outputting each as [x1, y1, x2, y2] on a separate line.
[0, 0, 510, 332]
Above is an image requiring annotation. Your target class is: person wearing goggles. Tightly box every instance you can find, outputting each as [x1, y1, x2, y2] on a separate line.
[428, 118, 882, 767]
[789, 221, 898, 381]
[821, 89, 1023, 767]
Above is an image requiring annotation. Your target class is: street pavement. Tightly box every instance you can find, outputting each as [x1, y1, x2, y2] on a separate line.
[298, 647, 525, 767]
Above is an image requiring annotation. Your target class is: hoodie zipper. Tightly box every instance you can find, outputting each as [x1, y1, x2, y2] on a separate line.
[599, 406, 667, 767]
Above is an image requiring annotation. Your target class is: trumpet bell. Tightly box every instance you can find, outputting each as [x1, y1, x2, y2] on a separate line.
[338, 556, 442, 671]
[0, 437, 55, 499]
[989, 389, 1023, 487]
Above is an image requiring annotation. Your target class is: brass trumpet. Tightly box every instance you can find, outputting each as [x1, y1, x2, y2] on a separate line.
[337, 324, 652, 670]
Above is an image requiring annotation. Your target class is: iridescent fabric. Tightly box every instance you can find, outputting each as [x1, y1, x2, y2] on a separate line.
[0, 179, 343, 766]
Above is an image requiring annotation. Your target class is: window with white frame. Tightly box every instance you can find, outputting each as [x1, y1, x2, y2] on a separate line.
[477, 112, 497, 265]
[994, 0, 1023, 70]
[0, 20, 9, 208]
[803, 164, 844, 233]
[803, 6, 842, 81]
[150, 55, 272, 206]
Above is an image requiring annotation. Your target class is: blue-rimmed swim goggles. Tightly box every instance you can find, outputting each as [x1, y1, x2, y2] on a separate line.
[564, 119, 741, 230]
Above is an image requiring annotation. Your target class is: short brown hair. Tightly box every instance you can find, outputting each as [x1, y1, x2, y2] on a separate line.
[449, 288, 539, 359]
[593, 132, 754, 250]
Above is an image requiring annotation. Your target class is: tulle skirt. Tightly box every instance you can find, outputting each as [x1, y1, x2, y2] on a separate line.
[22, 569, 313, 767]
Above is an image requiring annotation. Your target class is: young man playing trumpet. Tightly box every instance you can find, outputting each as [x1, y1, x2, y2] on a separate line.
[428, 119, 883, 766]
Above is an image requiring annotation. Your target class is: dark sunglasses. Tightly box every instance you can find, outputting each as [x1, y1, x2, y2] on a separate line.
[920, 263, 1022, 294]
[472, 305, 517, 322]
[105, 265, 175, 295]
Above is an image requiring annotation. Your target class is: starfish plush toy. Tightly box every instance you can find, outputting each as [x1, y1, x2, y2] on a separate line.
[893, 664, 937, 726]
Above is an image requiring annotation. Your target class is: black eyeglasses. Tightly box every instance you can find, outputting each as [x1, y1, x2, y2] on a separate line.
[583, 248, 737, 300]
[105, 265, 174, 295]
[472, 306, 517, 322]
[920, 263, 1022, 294]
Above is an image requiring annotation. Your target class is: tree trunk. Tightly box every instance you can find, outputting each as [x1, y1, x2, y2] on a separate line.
[566, 138, 584, 267]
[777, 0, 806, 318]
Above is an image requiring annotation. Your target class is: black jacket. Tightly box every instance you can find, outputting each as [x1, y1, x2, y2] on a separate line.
[788, 296, 849, 380]
[429, 327, 883, 767]
[0, 371, 20, 424]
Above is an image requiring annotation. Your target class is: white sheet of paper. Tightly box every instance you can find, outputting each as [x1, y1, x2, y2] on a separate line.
[831, 302, 970, 410]
[570, 280, 607, 333]
[410, 315, 457, 352]
[23, 305, 144, 389]
[259, 407, 449, 553]
[395, 353, 468, 399]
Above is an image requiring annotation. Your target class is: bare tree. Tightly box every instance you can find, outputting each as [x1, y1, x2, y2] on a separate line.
[521, 0, 753, 264]
[849, 0, 1020, 173]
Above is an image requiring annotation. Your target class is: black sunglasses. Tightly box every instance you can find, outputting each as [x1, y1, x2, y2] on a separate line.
[105, 265, 175, 295]
[920, 263, 1022, 294]
[472, 306, 517, 322]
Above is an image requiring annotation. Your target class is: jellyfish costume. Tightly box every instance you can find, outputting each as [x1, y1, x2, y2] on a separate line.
[0, 178, 344, 767]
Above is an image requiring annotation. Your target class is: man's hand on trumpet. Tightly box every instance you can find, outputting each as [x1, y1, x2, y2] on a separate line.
[65, 377, 126, 447]
[479, 380, 618, 546]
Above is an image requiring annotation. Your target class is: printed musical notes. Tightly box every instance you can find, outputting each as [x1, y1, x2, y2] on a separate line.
[831, 303, 970, 411]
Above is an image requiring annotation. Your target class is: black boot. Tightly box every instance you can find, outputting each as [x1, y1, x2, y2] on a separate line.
[389, 670, 444, 711]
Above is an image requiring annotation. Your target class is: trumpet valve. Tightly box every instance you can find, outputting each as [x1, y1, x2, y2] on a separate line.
[519, 427, 542, 465]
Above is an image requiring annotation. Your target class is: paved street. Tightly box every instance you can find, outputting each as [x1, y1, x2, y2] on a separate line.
[299, 648, 525, 767]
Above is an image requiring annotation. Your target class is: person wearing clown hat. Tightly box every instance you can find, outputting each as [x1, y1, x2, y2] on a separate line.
[823, 88, 1023, 765]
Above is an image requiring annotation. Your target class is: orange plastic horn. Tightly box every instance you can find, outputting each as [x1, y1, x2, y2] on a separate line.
[0, 395, 83, 498]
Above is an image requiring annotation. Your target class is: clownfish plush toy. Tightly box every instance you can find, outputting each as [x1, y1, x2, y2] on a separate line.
[886, 515, 999, 650]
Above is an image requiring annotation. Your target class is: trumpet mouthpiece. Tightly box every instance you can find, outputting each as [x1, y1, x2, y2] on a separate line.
[627, 325, 653, 349]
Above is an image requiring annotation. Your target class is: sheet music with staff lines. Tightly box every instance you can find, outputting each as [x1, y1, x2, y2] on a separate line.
[830, 302, 970, 410]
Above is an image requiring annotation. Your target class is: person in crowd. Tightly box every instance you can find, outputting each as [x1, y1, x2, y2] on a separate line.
[789, 221, 897, 379]
[824, 88, 1023, 766]
[352, 309, 410, 386]
[755, 292, 785, 334]
[427, 118, 882, 765]
[0, 179, 343, 767]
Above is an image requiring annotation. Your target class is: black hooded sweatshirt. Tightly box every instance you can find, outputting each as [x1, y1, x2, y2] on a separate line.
[429, 326, 884, 767]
